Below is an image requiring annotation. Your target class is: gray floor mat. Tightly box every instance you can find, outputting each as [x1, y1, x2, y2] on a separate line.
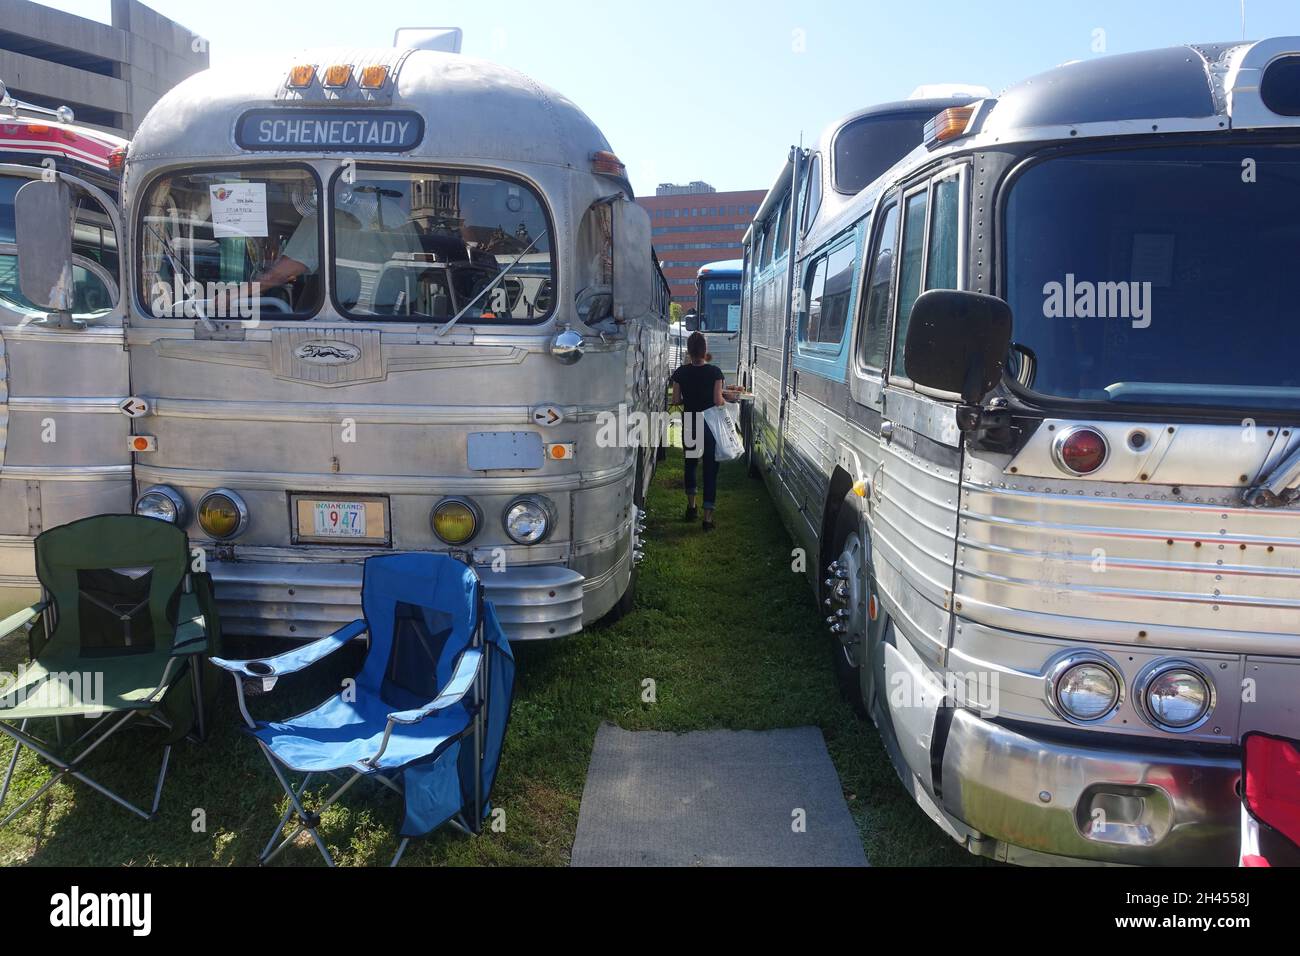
[571, 723, 869, 867]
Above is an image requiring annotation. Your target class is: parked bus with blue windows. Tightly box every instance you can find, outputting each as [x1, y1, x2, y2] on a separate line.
[689, 259, 742, 379]
[742, 42, 1300, 866]
[1, 34, 671, 641]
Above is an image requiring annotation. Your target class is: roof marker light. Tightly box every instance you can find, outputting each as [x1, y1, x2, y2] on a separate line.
[591, 150, 626, 176]
[924, 105, 977, 148]
[287, 64, 316, 89]
[323, 64, 352, 88]
[359, 65, 389, 90]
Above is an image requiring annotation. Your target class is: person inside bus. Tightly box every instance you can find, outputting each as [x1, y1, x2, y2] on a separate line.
[671, 331, 726, 531]
[252, 194, 424, 313]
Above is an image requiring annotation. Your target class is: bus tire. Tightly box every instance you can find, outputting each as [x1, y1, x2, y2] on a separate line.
[825, 494, 869, 716]
[600, 452, 646, 626]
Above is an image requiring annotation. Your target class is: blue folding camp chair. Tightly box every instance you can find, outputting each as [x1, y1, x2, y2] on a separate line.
[211, 553, 514, 866]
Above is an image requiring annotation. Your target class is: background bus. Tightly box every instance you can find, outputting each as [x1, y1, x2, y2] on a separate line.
[682, 259, 742, 379]
[0, 83, 125, 316]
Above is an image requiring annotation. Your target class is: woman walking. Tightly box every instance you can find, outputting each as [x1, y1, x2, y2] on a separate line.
[670, 331, 726, 531]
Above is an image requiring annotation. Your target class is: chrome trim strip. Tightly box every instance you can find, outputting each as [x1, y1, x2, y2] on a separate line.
[7, 397, 125, 414]
[0, 464, 131, 481]
[133, 461, 631, 494]
[147, 396, 620, 425]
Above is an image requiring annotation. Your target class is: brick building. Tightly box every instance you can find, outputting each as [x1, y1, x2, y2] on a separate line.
[637, 182, 764, 308]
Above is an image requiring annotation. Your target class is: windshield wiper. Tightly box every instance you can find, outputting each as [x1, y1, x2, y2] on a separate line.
[1245, 438, 1300, 507]
[146, 222, 216, 331]
[433, 229, 547, 339]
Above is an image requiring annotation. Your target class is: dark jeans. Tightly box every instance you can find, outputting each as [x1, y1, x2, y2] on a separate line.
[683, 419, 719, 510]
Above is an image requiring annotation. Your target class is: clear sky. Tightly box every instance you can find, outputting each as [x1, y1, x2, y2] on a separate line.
[38, 0, 1300, 195]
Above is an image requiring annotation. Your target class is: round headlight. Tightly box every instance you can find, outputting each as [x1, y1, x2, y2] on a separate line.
[1143, 664, 1212, 730]
[196, 488, 248, 540]
[503, 495, 553, 545]
[432, 497, 480, 545]
[1052, 659, 1120, 722]
[135, 485, 188, 524]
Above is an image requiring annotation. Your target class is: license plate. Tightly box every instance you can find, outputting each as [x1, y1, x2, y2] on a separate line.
[292, 495, 389, 545]
[314, 500, 366, 537]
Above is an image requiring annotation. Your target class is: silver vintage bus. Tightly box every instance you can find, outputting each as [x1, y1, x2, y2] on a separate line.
[743, 40, 1300, 864]
[3, 42, 670, 641]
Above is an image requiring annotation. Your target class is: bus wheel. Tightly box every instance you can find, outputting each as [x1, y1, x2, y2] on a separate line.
[601, 455, 646, 625]
[824, 496, 868, 716]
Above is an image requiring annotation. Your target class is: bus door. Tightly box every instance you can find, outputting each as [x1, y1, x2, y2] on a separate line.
[870, 165, 967, 770]
[0, 168, 132, 611]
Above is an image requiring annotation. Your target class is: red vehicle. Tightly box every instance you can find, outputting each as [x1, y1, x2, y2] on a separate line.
[0, 82, 125, 315]
[1240, 733, 1300, 867]
[0, 82, 125, 189]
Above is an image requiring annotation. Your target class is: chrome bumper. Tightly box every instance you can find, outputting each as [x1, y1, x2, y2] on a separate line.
[209, 558, 585, 641]
[941, 708, 1241, 865]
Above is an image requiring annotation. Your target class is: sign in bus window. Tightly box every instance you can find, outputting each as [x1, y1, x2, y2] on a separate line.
[138, 167, 323, 320]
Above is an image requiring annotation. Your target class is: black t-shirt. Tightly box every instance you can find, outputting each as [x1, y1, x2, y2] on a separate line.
[672, 362, 724, 414]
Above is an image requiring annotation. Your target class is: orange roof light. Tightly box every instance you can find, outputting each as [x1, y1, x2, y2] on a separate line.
[924, 105, 977, 148]
[287, 64, 316, 89]
[591, 150, 626, 176]
[323, 64, 352, 88]
[359, 65, 389, 90]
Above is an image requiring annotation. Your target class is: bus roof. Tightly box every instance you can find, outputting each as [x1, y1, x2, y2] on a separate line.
[0, 112, 126, 174]
[697, 260, 742, 277]
[130, 48, 614, 174]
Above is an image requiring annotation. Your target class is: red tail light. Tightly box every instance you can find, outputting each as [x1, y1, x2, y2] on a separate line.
[108, 147, 126, 172]
[1053, 426, 1108, 475]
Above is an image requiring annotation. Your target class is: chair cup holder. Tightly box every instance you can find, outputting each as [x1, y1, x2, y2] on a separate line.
[243, 661, 277, 695]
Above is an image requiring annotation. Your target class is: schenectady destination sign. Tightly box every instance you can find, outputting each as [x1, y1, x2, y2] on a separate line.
[236, 109, 425, 151]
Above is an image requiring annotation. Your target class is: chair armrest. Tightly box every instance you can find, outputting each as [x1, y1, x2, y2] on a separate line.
[171, 591, 209, 653]
[386, 647, 482, 725]
[0, 600, 48, 641]
[211, 618, 366, 679]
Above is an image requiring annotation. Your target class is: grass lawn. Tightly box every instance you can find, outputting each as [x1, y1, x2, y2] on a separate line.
[0, 450, 973, 866]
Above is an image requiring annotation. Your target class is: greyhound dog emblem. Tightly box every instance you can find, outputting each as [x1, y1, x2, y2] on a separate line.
[295, 340, 362, 365]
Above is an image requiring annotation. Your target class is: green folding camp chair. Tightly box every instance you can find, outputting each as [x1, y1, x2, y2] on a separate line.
[0, 514, 221, 825]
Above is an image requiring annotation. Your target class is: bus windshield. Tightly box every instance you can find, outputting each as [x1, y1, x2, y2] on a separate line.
[1005, 144, 1300, 411]
[331, 167, 554, 322]
[698, 276, 741, 332]
[139, 166, 323, 318]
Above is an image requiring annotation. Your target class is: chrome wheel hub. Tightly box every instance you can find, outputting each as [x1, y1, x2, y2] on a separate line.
[824, 532, 866, 668]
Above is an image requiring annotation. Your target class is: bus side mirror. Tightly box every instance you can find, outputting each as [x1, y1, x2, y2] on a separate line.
[683, 310, 699, 332]
[904, 290, 1012, 405]
[15, 179, 75, 312]
[612, 197, 652, 321]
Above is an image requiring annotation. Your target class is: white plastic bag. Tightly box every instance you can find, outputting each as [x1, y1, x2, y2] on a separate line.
[703, 403, 744, 462]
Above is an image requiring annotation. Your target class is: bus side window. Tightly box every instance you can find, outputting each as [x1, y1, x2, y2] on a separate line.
[814, 244, 855, 345]
[925, 175, 960, 292]
[801, 256, 826, 342]
[760, 216, 774, 270]
[801, 154, 822, 236]
[857, 200, 898, 370]
[891, 188, 930, 376]
[775, 192, 791, 259]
